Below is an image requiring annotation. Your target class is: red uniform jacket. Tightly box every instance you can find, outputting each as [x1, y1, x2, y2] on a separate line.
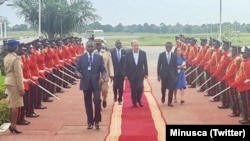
[204, 48, 221, 73]
[212, 50, 231, 80]
[194, 46, 208, 66]
[187, 44, 198, 65]
[222, 55, 241, 86]
[198, 46, 213, 68]
[22, 55, 31, 90]
[231, 58, 250, 92]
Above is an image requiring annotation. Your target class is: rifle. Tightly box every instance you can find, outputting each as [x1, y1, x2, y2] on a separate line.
[30, 79, 60, 100]
[185, 67, 198, 77]
[209, 86, 230, 100]
[196, 77, 212, 91]
[191, 71, 205, 84]
[204, 81, 221, 92]
[44, 70, 72, 85]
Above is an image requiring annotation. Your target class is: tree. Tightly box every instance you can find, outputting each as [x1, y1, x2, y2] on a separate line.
[12, 0, 99, 39]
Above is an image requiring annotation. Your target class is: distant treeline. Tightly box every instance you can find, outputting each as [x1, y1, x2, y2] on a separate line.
[79, 22, 250, 34]
[8, 21, 250, 34]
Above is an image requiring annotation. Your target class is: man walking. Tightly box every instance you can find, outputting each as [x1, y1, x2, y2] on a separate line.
[124, 40, 148, 108]
[75, 41, 106, 129]
[157, 42, 178, 107]
[94, 39, 114, 108]
[111, 40, 126, 105]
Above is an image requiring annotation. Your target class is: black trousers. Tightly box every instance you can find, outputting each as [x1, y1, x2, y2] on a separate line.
[113, 74, 124, 102]
[239, 91, 250, 120]
[83, 81, 101, 125]
[161, 77, 174, 105]
[18, 90, 29, 122]
[129, 76, 143, 106]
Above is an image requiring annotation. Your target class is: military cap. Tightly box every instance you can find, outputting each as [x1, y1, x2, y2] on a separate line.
[200, 38, 207, 42]
[222, 40, 231, 46]
[245, 46, 250, 53]
[231, 45, 241, 54]
[190, 38, 197, 43]
[213, 39, 220, 44]
[7, 39, 20, 47]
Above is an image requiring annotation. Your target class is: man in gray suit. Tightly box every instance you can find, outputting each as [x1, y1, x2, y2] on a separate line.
[75, 41, 106, 129]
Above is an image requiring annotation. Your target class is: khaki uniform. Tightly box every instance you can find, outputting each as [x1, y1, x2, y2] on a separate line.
[95, 49, 114, 101]
[4, 53, 24, 108]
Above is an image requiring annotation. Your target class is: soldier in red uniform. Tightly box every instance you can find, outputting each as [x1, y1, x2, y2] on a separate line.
[193, 38, 208, 89]
[17, 45, 31, 125]
[231, 46, 250, 124]
[204, 39, 221, 100]
[186, 38, 198, 88]
[212, 40, 231, 106]
[43, 40, 56, 101]
[222, 46, 241, 117]
[29, 41, 47, 109]
[197, 38, 214, 92]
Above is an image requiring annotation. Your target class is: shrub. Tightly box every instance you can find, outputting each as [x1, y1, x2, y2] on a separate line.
[0, 99, 10, 125]
[0, 85, 6, 100]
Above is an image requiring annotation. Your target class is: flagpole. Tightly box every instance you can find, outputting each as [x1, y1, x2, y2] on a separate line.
[218, 0, 222, 41]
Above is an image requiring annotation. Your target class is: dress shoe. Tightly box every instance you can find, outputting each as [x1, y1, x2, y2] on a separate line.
[102, 101, 107, 108]
[118, 101, 122, 105]
[64, 85, 71, 88]
[26, 113, 39, 118]
[44, 99, 53, 102]
[17, 119, 30, 125]
[181, 100, 185, 104]
[9, 126, 22, 134]
[114, 97, 117, 102]
[228, 113, 239, 117]
[196, 89, 204, 92]
[161, 98, 165, 103]
[209, 99, 219, 102]
[138, 103, 143, 107]
[188, 85, 196, 88]
[71, 82, 77, 85]
[217, 105, 228, 109]
[239, 119, 249, 124]
[95, 122, 100, 129]
[132, 105, 137, 108]
[87, 124, 93, 129]
[35, 105, 47, 109]
[168, 104, 174, 107]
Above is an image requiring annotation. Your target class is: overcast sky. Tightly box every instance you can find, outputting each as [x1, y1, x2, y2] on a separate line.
[0, 0, 250, 26]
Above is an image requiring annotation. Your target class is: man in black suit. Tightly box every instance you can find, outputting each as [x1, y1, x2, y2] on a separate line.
[75, 41, 106, 129]
[157, 42, 178, 107]
[110, 40, 127, 105]
[124, 40, 148, 108]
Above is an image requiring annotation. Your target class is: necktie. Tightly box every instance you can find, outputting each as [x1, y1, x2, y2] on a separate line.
[89, 53, 92, 64]
[117, 49, 121, 62]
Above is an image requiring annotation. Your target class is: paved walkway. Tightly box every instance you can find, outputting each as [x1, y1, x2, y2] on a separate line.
[0, 46, 242, 141]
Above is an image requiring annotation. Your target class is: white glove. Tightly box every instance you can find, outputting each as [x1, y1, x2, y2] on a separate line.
[244, 79, 250, 84]
[23, 78, 30, 82]
[32, 76, 39, 80]
[39, 70, 45, 73]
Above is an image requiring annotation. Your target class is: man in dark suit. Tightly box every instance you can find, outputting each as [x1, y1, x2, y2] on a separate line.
[110, 40, 126, 105]
[75, 41, 106, 129]
[157, 42, 178, 107]
[124, 40, 148, 108]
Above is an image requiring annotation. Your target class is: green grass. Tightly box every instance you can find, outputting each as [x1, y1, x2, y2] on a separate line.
[3, 31, 250, 46]
[0, 75, 4, 86]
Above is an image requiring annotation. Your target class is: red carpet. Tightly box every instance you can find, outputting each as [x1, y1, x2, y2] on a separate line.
[119, 80, 158, 141]
[105, 79, 166, 141]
